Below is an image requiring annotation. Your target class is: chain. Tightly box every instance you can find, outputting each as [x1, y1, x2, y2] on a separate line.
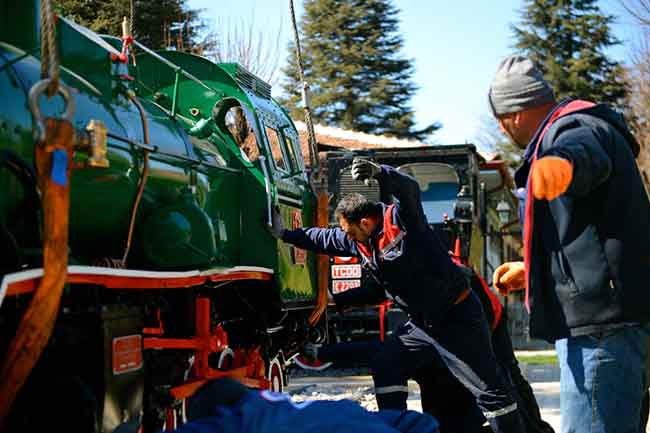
[39, 0, 60, 97]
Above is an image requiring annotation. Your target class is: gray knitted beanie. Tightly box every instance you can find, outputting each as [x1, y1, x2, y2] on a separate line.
[488, 55, 555, 116]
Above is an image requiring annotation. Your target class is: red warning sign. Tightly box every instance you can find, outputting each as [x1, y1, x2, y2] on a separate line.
[112, 335, 143, 375]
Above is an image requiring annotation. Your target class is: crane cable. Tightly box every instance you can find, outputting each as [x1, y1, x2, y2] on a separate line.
[288, 1, 329, 327]
[288, 0, 319, 180]
[39, 0, 59, 97]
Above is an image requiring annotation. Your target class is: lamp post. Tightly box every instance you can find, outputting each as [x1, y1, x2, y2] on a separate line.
[489, 199, 522, 327]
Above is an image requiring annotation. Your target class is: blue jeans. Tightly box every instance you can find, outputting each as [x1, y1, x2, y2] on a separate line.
[556, 324, 650, 433]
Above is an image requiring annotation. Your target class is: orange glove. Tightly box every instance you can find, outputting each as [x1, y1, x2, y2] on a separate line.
[531, 156, 573, 201]
[492, 261, 526, 295]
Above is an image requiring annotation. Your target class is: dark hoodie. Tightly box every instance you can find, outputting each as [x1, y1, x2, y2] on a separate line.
[174, 378, 440, 433]
[515, 100, 650, 342]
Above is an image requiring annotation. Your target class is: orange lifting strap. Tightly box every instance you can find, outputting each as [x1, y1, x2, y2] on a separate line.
[0, 119, 74, 426]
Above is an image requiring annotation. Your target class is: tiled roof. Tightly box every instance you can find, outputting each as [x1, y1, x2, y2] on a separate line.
[294, 121, 427, 165]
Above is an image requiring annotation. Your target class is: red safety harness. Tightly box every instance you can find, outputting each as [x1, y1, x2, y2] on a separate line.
[523, 100, 596, 311]
[450, 254, 503, 331]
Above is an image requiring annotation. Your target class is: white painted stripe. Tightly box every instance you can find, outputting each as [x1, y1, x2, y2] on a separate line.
[375, 385, 409, 394]
[0, 265, 274, 309]
[483, 403, 518, 419]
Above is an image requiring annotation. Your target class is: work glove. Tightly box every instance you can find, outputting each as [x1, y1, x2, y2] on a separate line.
[351, 158, 381, 183]
[267, 206, 286, 239]
[492, 261, 526, 296]
[531, 156, 573, 201]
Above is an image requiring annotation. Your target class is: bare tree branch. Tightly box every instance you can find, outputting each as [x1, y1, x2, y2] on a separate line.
[621, 0, 650, 27]
[207, 12, 283, 85]
[620, 0, 650, 193]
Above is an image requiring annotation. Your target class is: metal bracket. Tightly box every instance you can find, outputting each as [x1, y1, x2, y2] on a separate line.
[76, 120, 110, 168]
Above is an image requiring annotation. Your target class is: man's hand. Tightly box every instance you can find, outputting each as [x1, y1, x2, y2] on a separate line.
[267, 206, 286, 239]
[492, 261, 526, 295]
[531, 156, 573, 201]
[351, 158, 381, 183]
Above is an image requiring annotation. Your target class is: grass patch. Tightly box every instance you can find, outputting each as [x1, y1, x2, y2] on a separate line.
[515, 354, 558, 365]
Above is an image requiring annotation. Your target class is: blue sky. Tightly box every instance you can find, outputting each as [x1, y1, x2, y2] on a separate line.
[189, 0, 638, 146]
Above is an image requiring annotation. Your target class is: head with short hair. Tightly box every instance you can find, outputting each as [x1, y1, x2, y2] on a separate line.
[489, 55, 557, 148]
[334, 193, 382, 244]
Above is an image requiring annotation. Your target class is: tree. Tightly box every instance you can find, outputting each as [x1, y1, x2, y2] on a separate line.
[282, 0, 440, 141]
[55, 0, 212, 53]
[208, 14, 283, 85]
[475, 116, 522, 171]
[620, 0, 650, 193]
[513, 0, 627, 105]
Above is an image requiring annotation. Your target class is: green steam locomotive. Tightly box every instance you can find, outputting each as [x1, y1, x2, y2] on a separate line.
[0, 2, 326, 432]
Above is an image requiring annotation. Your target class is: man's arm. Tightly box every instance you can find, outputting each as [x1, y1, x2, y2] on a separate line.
[542, 126, 612, 196]
[282, 227, 358, 257]
[375, 165, 428, 232]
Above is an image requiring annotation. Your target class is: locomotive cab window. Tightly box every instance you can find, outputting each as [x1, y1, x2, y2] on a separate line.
[223, 105, 261, 164]
[264, 125, 289, 173]
[281, 128, 303, 174]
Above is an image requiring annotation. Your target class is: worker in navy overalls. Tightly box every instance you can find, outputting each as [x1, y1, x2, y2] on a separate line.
[269, 159, 525, 433]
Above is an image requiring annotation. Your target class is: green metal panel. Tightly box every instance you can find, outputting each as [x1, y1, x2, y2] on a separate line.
[0, 9, 319, 302]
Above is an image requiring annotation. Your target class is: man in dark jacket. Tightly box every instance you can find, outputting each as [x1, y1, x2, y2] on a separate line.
[268, 161, 524, 433]
[171, 378, 440, 433]
[489, 55, 650, 433]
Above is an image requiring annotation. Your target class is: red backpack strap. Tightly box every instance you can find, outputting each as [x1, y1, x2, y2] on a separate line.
[523, 100, 596, 311]
[477, 273, 503, 330]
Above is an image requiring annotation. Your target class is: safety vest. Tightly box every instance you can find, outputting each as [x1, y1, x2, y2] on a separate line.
[523, 100, 596, 311]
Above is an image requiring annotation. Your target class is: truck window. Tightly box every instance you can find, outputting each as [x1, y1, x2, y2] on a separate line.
[264, 125, 289, 172]
[398, 163, 460, 223]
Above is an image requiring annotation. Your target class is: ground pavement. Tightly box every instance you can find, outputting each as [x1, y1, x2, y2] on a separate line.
[287, 351, 561, 432]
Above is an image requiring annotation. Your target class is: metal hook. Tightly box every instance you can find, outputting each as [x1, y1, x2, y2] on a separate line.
[28, 78, 75, 143]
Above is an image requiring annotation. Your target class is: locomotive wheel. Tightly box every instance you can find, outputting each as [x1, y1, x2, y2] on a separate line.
[266, 353, 284, 392]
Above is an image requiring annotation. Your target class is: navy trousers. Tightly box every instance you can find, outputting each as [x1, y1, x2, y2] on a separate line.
[370, 292, 524, 433]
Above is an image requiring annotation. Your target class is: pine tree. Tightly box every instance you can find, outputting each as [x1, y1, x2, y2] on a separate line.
[55, 0, 211, 52]
[282, 0, 439, 141]
[512, 0, 627, 105]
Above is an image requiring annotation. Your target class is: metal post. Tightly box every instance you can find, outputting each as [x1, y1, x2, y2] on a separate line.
[171, 69, 181, 118]
[499, 231, 508, 329]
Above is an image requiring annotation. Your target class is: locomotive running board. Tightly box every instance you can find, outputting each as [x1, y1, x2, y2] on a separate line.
[0, 265, 274, 307]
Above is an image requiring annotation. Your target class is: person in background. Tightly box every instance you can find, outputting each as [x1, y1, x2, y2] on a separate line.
[488, 54, 650, 433]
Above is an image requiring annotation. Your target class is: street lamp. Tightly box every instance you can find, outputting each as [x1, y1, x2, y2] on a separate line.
[496, 200, 511, 225]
